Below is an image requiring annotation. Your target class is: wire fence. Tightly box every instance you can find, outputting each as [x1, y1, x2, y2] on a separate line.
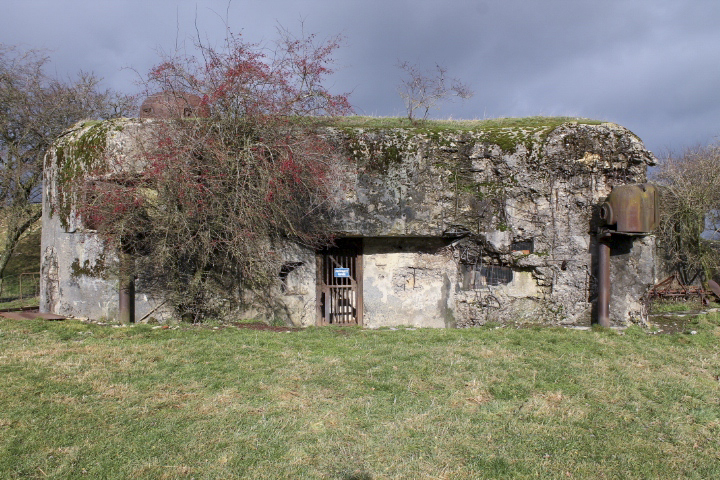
[0, 272, 40, 308]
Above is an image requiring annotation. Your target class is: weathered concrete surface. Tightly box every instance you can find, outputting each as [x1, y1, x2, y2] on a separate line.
[41, 118, 657, 327]
[362, 237, 456, 328]
[608, 234, 656, 323]
[273, 242, 317, 327]
[324, 121, 656, 326]
[40, 212, 172, 322]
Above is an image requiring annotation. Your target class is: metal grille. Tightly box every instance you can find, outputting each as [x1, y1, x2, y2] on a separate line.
[474, 265, 513, 287]
[510, 240, 534, 253]
[318, 241, 362, 325]
[0, 272, 40, 307]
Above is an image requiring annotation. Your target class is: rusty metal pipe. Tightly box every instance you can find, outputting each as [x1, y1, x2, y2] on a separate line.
[597, 239, 611, 327]
[119, 276, 135, 324]
[118, 250, 135, 324]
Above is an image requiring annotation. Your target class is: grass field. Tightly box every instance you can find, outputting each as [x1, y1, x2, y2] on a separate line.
[1, 316, 720, 479]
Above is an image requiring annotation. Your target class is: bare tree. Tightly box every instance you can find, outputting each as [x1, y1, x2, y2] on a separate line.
[73, 29, 352, 321]
[397, 61, 473, 122]
[653, 145, 720, 282]
[0, 44, 133, 291]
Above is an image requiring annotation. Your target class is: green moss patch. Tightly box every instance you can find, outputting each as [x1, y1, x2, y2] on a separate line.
[52, 119, 126, 228]
[334, 116, 605, 156]
[70, 253, 107, 279]
[331, 115, 603, 131]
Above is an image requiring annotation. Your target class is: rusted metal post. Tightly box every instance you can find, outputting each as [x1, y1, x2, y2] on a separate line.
[119, 275, 135, 324]
[118, 249, 135, 324]
[597, 238, 611, 327]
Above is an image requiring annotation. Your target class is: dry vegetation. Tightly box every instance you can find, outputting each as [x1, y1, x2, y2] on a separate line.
[653, 144, 720, 282]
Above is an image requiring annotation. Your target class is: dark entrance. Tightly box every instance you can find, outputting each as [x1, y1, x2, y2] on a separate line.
[316, 239, 363, 325]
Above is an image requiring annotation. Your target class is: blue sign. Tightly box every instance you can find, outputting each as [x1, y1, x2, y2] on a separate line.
[334, 268, 350, 278]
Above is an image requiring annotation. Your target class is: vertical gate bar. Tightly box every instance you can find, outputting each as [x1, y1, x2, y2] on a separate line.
[324, 286, 329, 325]
[316, 255, 323, 325]
[356, 242, 363, 326]
[323, 255, 327, 325]
[325, 255, 331, 325]
[349, 253, 355, 323]
[334, 284, 339, 324]
[350, 289, 355, 325]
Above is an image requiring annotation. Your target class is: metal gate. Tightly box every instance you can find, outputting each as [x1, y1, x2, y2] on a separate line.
[317, 239, 363, 325]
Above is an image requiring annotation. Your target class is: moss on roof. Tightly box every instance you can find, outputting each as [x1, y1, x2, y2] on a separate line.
[327, 116, 608, 154]
[328, 115, 605, 132]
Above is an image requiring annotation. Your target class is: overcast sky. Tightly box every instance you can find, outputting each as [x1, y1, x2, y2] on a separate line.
[2, 0, 719, 156]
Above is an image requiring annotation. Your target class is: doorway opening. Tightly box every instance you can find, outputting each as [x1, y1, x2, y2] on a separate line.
[316, 239, 363, 325]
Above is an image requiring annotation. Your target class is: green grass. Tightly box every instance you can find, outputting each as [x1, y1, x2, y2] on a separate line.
[0, 296, 39, 310]
[650, 297, 720, 314]
[2, 316, 720, 478]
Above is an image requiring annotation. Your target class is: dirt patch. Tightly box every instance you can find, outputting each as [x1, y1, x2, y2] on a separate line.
[0, 309, 66, 320]
[647, 313, 699, 334]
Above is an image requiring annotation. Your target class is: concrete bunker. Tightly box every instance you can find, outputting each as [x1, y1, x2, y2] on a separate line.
[40, 117, 659, 328]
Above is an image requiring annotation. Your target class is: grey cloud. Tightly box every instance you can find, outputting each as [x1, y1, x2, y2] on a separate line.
[1, 0, 720, 155]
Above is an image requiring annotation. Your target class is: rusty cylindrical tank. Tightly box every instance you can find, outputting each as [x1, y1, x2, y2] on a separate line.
[599, 183, 658, 233]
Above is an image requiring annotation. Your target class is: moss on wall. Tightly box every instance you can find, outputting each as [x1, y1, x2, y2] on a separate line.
[70, 252, 107, 279]
[51, 119, 126, 228]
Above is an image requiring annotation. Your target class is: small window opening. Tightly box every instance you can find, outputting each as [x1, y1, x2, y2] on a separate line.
[279, 262, 303, 293]
[477, 265, 513, 286]
[511, 239, 534, 254]
[463, 264, 513, 289]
